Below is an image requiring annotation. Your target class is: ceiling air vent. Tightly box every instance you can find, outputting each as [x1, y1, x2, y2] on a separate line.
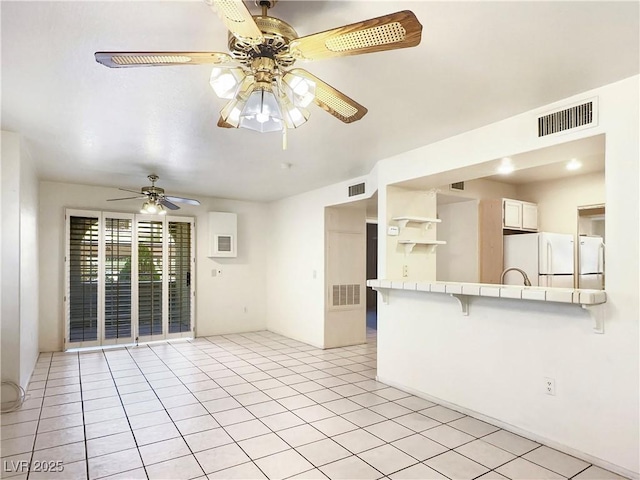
[537, 98, 597, 137]
[450, 182, 465, 191]
[348, 182, 365, 197]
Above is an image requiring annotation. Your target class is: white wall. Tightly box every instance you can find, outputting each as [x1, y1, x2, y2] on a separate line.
[438, 178, 518, 202]
[266, 175, 374, 348]
[1, 132, 21, 395]
[518, 171, 605, 235]
[1, 131, 39, 396]
[38, 181, 268, 351]
[19, 140, 39, 386]
[375, 76, 639, 476]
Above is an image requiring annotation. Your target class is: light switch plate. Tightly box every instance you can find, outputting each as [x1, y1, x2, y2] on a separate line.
[388, 225, 399, 236]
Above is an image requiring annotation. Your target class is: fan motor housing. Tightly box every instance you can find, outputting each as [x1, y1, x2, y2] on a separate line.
[142, 186, 164, 195]
[228, 16, 298, 68]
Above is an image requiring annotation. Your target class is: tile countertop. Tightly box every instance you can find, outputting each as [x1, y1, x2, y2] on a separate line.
[366, 279, 607, 306]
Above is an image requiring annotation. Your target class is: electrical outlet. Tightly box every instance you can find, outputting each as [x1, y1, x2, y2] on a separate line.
[544, 377, 556, 395]
[402, 265, 408, 277]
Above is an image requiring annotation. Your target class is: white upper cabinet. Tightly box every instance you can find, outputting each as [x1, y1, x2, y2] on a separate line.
[522, 202, 538, 230]
[503, 199, 538, 231]
[503, 200, 523, 229]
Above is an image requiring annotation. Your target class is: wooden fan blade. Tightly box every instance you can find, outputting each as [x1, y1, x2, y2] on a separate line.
[205, 0, 263, 44]
[118, 187, 144, 194]
[286, 69, 367, 123]
[159, 199, 180, 210]
[289, 10, 422, 61]
[165, 196, 201, 206]
[95, 51, 234, 68]
[107, 196, 147, 201]
[217, 116, 235, 128]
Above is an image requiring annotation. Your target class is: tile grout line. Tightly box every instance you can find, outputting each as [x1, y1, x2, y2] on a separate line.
[7, 333, 613, 480]
[24, 353, 54, 480]
[140, 339, 272, 478]
[100, 345, 149, 480]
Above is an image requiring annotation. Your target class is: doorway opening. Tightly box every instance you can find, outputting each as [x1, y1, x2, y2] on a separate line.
[366, 222, 378, 331]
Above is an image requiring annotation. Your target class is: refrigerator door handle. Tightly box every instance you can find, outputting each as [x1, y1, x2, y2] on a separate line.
[547, 241, 553, 275]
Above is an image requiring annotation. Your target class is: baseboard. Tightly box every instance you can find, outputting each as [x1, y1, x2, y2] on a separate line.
[264, 327, 325, 349]
[376, 375, 638, 480]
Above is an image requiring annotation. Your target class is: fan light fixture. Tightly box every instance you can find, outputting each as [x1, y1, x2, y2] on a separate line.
[140, 198, 166, 215]
[95, 2, 423, 140]
[211, 66, 315, 134]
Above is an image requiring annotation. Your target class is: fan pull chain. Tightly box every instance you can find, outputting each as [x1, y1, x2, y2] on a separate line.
[282, 124, 288, 150]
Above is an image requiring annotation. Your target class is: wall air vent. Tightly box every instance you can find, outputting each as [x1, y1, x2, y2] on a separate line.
[348, 182, 365, 197]
[537, 98, 597, 137]
[450, 182, 465, 191]
[216, 235, 232, 253]
[332, 284, 361, 307]
[208, 212, 237, 257]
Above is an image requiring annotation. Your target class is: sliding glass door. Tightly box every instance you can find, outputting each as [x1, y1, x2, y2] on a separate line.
[66, 210, 195, 349]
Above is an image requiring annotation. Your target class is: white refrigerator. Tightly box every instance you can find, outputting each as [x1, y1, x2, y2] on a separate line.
[578, 235, 604, 289]
[503, 232, 574, 288]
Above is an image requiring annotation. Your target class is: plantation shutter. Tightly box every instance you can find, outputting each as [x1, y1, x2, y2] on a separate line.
[104, 217, 133, 339]
[137, 219, 164, 336]
[68, 215, 99, 342]
[168, 221, 193, 333]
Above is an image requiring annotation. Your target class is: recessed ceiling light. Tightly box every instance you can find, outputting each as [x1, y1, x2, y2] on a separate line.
[498, 157, 514, 174]
[566, 158, 582, 171]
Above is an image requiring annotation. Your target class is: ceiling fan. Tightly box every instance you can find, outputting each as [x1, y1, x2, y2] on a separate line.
[108, 175, 201, 214]
[94, 0, 422, 134]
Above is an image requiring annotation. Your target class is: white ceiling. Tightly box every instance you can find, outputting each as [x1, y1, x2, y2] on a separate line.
[2, 1, 638, 202]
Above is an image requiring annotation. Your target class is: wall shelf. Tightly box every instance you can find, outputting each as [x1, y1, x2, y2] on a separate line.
[393, 216, 442, 230]
[398, 240, 447, 254]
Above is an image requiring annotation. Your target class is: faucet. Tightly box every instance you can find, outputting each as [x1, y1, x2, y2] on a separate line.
[500, 267, 532, 286]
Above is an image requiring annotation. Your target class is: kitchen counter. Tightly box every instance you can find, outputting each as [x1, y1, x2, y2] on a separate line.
[367, 279, 607, 332]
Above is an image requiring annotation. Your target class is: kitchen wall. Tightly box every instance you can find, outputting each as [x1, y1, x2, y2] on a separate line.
[518, 171, 605, 234]
[436, 200, 479, 283]
[38, 181, 269, 352]
[1, 131, 39, 396]
[436, 178, 520, 282]
[435, 170, 605, 283]
[376, 76, 639, 476]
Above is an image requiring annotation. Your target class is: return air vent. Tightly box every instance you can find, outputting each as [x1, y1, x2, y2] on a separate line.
[348, 182, 365, 197]
[537, 98, 597, 137]
[208, 212, 237, 257]
[450, 182, 465, 191]
[216, 235, 232, 253]
[332, 284, 361, 306]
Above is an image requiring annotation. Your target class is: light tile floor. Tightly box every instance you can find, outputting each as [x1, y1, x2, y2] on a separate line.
[0, 329, 628, 480]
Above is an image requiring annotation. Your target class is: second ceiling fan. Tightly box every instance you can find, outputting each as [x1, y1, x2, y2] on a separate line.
[95, 0, 422, 133]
